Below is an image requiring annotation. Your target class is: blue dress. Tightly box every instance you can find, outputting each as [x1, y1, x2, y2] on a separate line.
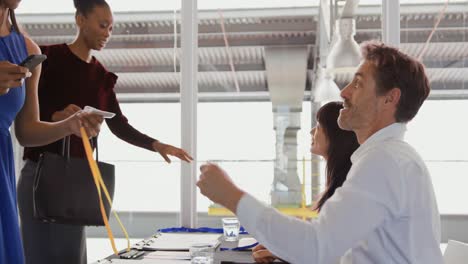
[0, 29, 28, 264]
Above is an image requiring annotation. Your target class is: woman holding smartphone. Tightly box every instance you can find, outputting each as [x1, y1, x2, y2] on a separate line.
[17, 0, 193, 263]
[0, 0, 102, 262]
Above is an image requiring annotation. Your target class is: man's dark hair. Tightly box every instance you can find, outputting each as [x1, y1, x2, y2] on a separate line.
[361, 41, 430, 123]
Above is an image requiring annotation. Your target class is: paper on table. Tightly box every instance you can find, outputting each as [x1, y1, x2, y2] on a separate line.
[238, 237, 257, 248]
[144, 251, 191, 260]
[83, 106, 116, 119]
[142, 233, 221, 251]
[93, 259, 189, 264]
[90, 260, 111, 264]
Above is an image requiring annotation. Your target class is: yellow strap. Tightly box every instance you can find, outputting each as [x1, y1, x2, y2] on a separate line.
[80, 127, 130, 255]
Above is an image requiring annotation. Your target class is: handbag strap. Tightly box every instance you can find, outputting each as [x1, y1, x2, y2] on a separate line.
[91, 136, 99, 161]
[61, 136, 70, 159]
[62, 136, 99, 161]
[80, 127, 130, 255]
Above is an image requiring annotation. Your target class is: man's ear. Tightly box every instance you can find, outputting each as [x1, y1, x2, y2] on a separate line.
[385, 88, 401, 106]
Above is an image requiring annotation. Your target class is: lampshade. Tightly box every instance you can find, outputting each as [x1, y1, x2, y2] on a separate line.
[313, 69, 342, 103]
[326, 18, 361, 72]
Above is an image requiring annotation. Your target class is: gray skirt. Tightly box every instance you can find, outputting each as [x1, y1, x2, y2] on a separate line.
[17, 160, 87, 264]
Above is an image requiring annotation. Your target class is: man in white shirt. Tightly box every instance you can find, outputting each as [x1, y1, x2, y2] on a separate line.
[197, 41, 443, 264]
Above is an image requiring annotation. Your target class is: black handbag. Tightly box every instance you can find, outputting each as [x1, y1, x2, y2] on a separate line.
[33, 136, 115, 226]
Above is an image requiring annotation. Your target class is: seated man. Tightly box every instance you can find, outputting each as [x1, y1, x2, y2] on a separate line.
[197, 41, 443, 264]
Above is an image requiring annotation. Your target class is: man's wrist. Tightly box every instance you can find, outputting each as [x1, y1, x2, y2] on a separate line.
[225, 188, 245, 214]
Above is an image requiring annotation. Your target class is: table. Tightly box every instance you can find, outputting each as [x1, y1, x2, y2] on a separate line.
[95, 234, 259, 264]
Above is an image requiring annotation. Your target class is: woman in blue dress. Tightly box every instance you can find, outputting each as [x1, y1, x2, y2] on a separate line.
[0, 1, 103, 262]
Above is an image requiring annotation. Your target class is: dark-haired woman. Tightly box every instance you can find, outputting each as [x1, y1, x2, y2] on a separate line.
[17, 0, 192, 263]
[251, 101, 359, 263]
[0, 0, 103, 263]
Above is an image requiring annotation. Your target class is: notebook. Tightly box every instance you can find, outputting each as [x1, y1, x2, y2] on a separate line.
[140, 233, 221, 251]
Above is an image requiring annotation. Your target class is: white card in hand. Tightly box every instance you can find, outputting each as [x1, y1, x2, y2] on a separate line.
[83, 106, 115, 119]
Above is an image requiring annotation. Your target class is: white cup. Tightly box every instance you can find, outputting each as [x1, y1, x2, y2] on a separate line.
[190, 243, 214, 264]
[222, 217, 240, 242]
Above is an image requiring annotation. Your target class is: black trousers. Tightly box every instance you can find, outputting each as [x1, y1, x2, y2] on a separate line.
[17, 160, 87, 264]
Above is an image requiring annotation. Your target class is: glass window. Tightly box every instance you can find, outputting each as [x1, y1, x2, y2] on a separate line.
[17, 2, 185, 261]
[197, 102, 312, 212]
[401, 1, 468, 214]
[196, 0, 316, 219]
[99, 103, 182, 212]
[406, 100, 468, 214]
[15, 0, 468, 250]
[16, 0, 180, 13]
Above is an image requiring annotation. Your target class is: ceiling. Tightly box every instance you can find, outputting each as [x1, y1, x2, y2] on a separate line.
[17, 3, 468, 101]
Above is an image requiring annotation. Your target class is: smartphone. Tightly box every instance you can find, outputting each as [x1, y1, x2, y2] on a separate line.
[19, 54, 47, 71]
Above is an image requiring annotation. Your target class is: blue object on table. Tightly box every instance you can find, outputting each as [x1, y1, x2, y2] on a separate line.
[158, 226, 249, 234]
[156, 227, 255, 252]
[219, 242, 259, 251]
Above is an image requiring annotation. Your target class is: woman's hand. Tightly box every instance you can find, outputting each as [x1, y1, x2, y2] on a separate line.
[52, 104, 82, 121]
[0, 61, 30, 95]
[152, 141, 193, 163]
[252, 244, 277, 263]
[66, 111, 104, 138]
